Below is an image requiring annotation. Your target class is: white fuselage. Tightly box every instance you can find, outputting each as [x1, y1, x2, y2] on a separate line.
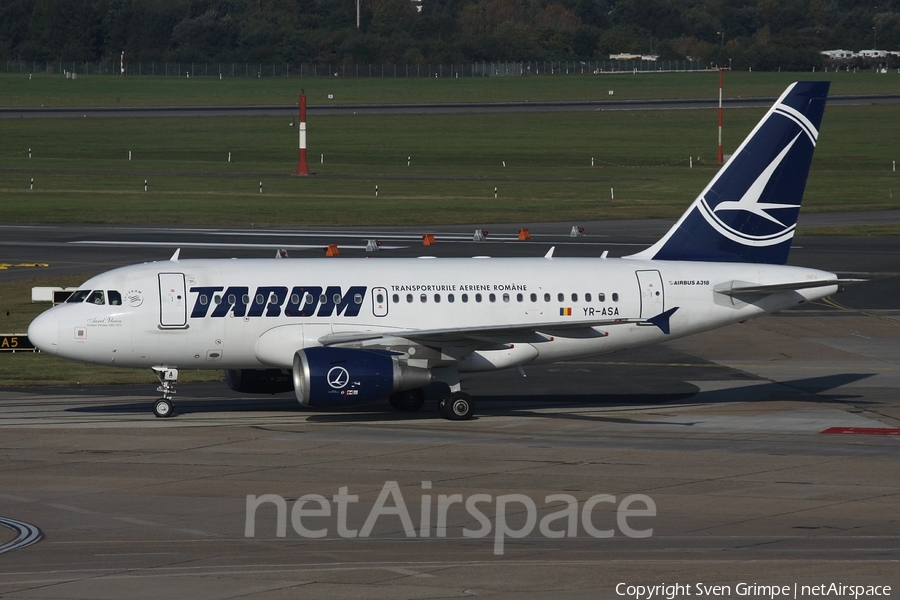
[28, 256, 838, 374]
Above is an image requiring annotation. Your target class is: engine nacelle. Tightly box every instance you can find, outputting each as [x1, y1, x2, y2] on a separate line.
[293, 347, 431, 407]
[225, 369, 294, 394]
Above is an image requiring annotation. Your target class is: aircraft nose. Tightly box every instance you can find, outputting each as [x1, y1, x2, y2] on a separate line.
[28, 312, 59, 355]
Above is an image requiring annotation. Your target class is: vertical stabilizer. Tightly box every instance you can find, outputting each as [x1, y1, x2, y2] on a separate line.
[628, 81, 830, 264]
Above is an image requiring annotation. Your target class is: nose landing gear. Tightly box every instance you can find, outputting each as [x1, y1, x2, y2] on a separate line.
[152, 367, 178, 418]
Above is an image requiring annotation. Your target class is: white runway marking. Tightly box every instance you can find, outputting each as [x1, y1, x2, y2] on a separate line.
[0, 516, 43, 555]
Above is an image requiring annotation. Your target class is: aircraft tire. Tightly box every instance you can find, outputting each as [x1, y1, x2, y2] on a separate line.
[439, 392, 474, 421]
[153, 398, 174, 418]
[389, 388, 426, 412]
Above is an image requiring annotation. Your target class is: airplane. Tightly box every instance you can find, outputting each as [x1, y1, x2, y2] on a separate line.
[28, 81, 842, 421]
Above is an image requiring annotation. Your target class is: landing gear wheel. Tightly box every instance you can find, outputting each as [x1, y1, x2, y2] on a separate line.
[153, 398, 174, 418]
[438, 392, 474, 421]
[151, 367, 178, 419]
[389, 388, 426, 412]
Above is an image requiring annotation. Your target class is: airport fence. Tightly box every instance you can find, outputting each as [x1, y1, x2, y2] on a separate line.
[4, 59, 711, 78]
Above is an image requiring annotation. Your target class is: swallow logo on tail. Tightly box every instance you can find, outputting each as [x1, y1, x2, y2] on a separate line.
[629, 81, 830, 265]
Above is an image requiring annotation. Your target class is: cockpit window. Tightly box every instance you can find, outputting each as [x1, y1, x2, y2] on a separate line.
[108, 291, 122, 305]
[66, 290, 90, 303]
[86, 290, 105, 305]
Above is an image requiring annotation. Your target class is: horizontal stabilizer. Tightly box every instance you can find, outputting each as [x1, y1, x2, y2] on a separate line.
[713, 279, 848, 296]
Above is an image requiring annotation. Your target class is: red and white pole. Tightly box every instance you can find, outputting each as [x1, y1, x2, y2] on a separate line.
[295, 90, 309, 176]
[717, 68, 724, 165]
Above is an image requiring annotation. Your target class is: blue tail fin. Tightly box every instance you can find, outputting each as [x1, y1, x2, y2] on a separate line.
[629, 81, 830, 264]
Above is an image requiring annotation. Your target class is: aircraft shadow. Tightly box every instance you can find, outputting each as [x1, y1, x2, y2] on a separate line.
[64, 372, 875, 423]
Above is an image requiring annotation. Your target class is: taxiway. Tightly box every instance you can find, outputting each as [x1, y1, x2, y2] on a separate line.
[0, 219, 898, 598]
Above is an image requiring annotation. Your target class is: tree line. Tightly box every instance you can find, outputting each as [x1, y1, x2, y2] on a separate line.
[1, 0, 899, 71]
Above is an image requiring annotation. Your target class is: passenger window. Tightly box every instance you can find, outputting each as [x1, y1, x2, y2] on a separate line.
[516, 293, 523, 302]
[256, 294, 265, 305]
[475, 293, 482, 303]
[108, 291, 122, 305]
[503, 293, 510, 303]
[355, 293, 363, 304]
[544, 293, 551, 302]
[612, 293, 619, 302]
[420, 294, 427, 303]
[376, 293, 384, 303]
[319, 293, 327, 304]
[448, 294, 455, 303]
[87, 290, 105, 305]
[406, 294, 413, 303]
[242, 294, 250, 305]
[214, 295, 222, 304]
[599, 293, 605, 302]
[392, 294, 399, 303]
[557, 293, 564, 302]
[434, 294, 441, 303]
[571, 293, 578, 302]
[489, 293, 496, 303]
[530, 293, 536, 302]
[290, 294, 300, 304]
[332, 293, 341, 304]
[585, 293, 592, 302]
[66, 290, 90, 303]
[462, 293, 469, 303]
[199, 294, 209, 306]
[227, 294, 236, 305]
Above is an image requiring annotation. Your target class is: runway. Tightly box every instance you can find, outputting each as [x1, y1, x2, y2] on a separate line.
[0, 219, 899, 598]
[2, 94, 899, 119]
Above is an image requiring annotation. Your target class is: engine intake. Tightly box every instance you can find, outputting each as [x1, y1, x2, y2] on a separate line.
[293, 347, 431, 407]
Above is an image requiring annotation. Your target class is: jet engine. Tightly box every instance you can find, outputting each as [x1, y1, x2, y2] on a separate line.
[293, 347, 431, 407]
[225, 369, 294, 394]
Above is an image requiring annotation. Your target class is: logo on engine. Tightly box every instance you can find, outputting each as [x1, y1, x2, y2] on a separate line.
[326, 366, 349, 389]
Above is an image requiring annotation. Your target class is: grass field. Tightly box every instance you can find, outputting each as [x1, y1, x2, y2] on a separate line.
[0, 105, 897, 226]
[1, 71, 897, 229]
[1, 70, 899, 108]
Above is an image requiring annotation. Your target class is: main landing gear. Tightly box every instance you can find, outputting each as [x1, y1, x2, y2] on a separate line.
[152, 367, 178, 418]
[388, 388, 426, 413]
[438, 392, 474, 421]
[388, 387, 475, 421]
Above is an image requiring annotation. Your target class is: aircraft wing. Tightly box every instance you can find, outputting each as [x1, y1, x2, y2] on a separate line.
[318, 307, 679, 346]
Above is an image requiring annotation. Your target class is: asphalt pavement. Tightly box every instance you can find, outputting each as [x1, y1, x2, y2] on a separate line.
[0, 219, 898, 598]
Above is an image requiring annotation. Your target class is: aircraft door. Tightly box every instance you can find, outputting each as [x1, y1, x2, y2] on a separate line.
[636, 270, 664, 319]
[372, 287, 389, 317]
[158, 273, 187, 328]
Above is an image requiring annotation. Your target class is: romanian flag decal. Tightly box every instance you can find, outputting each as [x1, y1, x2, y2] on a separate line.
[559, 307, 572, 316]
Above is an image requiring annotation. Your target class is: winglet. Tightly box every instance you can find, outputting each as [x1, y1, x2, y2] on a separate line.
[544, 246, 555, 259]
[170, 248, 181, 262]
[647, 307, 679, 335]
